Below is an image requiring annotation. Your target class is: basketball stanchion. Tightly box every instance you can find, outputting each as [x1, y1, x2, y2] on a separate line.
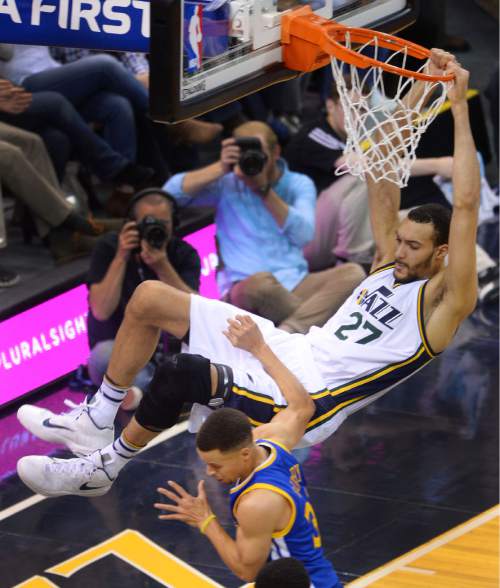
[281, 5, 455, 187]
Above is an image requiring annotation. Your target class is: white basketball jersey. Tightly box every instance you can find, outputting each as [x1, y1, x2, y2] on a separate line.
[303, 263, 437, 434]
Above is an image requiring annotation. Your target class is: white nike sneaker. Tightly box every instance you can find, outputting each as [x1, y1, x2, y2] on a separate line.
[17, 450, 115, 497]
[17, 397, 114, 456]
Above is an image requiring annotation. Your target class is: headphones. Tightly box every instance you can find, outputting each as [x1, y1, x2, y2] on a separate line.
[126, 187, 180, 229]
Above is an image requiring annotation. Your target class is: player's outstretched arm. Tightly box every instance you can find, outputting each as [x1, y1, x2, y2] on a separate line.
[444, 64, 480, 313]
[155, 479, 278, 581]
[366, 50, 457, 273]
[425, 63, 480, 352]
[366, 174, 400, 271]
[224, 315, 315, 449]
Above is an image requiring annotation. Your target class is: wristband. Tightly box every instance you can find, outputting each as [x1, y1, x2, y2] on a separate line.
[200, 513, 216, 534]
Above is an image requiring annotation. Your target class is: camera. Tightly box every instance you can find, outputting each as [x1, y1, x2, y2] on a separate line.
[136, 215, 168, 249]
[235, 137, 268, 176]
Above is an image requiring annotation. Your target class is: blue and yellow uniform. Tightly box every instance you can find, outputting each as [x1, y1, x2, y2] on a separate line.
[229, 439, 342, 587]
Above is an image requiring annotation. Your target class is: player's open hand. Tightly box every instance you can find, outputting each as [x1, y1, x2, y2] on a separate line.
[155, 480, 213, 529]
[223, 314, 266, 355]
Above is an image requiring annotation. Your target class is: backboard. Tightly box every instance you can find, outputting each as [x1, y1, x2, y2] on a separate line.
[149, 0, 419, 123]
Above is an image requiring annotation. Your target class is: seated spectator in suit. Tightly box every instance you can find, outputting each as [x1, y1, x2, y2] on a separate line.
[86, 189, 201, 407]
[165, 121, 365, 334]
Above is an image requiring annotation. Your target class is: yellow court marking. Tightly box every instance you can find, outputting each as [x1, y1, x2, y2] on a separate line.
[45, 529, 223, 587]
[347, 505, 499, 588]
[14, 577, 59, 588]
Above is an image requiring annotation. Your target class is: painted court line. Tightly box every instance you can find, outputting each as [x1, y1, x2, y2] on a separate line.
[401, 566, 435, 575]
[347, 504, 500, 587]
[0, 421, 188, 523]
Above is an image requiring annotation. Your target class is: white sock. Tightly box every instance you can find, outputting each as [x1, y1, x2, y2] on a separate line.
[89, 377, 128, 428]
[101, 432, 143, 478]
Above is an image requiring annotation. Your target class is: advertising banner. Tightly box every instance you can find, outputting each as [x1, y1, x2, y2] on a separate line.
[0, 0, 150, 51]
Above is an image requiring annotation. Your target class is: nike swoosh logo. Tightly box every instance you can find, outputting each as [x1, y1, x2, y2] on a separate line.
[79, 482, 108, 491]
[42, 418, 72, 431]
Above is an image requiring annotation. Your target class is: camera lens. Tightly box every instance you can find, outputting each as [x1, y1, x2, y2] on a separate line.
[235, 137, 268, 176]
[144, 225, 167, 249]
[240, 151, 266, 176]
[137, 216, 168, 249]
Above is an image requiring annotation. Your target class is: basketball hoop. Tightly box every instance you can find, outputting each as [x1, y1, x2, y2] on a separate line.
[281, 6, 455, 187]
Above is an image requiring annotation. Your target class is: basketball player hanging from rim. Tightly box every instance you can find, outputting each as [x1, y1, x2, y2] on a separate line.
[17, 51, 481, 497]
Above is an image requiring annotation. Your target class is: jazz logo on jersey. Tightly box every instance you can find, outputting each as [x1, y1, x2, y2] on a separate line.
[185, 3, 203, 73]
[356, 285, 403, 329]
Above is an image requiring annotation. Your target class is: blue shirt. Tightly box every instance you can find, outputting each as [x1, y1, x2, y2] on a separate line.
[229, 439, 341, 588]
[164, 159, 316, 293]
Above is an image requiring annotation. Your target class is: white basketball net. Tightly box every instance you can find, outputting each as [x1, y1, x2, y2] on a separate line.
[331, 34, 452, 187]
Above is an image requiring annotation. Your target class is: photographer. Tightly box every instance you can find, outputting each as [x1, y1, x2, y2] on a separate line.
[165, 121, 364, 333]
[86, 189, 201, 407]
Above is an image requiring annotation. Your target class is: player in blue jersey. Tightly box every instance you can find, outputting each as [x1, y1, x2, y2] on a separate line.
[153, 315, 341, 587]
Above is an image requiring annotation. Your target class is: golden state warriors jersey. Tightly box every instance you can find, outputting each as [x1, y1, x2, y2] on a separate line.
[303, 263, 437, 441]
[229, 439, 341, 588]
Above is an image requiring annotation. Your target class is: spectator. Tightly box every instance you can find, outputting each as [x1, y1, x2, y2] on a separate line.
[0, 79, 153, 191]
[0, 45, 158, 187]
[0, 122, 101, 260]
[86, 189, 201, 407]
[285, 80, 347, 194]
[0, 82, 102, 261]
[50, 47, 223, 145]
[165, 121, 365, 333]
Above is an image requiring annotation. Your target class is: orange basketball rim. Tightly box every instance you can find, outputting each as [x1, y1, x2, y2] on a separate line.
[281, 5, 455, 82]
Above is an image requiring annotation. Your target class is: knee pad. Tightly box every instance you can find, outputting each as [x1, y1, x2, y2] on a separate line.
[135, 354, 212, 431]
